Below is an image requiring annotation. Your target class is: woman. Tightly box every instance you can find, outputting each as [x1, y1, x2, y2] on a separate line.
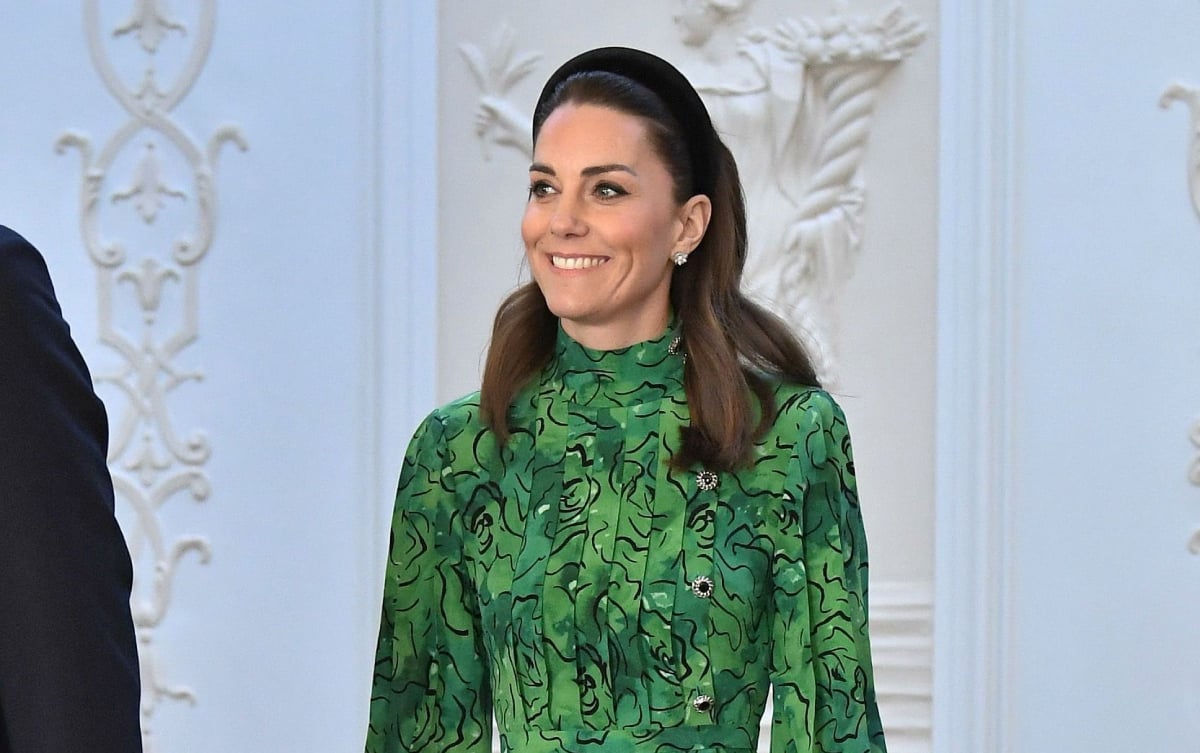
[366, 47, 886, 753]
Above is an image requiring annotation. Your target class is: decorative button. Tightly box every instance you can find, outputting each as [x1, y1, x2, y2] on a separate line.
[692, 694, 714, 713]
[696, 470, 718, 491]
[691, 575, 714, 599]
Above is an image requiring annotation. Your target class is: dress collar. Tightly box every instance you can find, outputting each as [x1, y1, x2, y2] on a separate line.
[548, 322, 684, 408]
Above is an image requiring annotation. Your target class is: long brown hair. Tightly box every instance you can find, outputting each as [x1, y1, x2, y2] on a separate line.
[480, 70, 819, 471]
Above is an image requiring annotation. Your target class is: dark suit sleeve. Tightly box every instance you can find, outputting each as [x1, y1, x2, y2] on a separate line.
[0, 226, 142, 753]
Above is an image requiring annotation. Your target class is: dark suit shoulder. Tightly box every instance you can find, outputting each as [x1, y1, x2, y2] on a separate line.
[0, 225, 63, 321]
[0, 226, 143, 752]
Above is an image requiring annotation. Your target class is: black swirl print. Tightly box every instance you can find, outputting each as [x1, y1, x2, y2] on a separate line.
[366, 325, 886, 753]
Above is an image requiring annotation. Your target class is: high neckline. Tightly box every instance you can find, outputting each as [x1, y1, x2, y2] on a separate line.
[548, 322, 684, 408]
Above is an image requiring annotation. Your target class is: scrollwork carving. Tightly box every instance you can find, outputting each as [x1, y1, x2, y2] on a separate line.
[460, 24, 542, 159]
[1162, 82, 1200, 555]
[679, 0, 925, 385]
[1160, 82, 1200, 220]
[57, 2, 244, 749]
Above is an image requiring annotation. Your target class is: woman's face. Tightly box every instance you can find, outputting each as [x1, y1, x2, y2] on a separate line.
[523, 103, 708, 349]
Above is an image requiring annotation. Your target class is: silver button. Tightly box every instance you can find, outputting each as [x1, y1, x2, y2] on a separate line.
[692, 693, 713, 713]
[691, 575, 714, 599]
[696, 470, 718, 491]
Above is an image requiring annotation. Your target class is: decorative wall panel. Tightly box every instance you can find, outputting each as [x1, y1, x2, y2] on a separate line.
[934, 0, 1020, 749]
[867, 581, 934, 753]
[1160, 81, 1200, 555]
[57, 1, 244, 749]
[1160, 83, 1200, 221]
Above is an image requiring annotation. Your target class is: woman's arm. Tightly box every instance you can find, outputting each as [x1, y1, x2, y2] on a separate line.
[769, 391, 886, 753]
[366, 411, 492, 753]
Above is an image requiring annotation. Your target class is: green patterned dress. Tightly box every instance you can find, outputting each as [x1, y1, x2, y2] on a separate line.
[367, 324, 886, 753]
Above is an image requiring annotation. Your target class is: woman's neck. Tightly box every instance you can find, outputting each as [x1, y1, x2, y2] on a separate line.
[560, 312, 671, 351]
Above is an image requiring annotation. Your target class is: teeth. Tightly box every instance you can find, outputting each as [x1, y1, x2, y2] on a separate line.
[551, 256, 607, 270]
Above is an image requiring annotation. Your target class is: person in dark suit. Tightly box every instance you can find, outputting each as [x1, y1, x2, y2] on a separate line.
[0, 225, 142, 752]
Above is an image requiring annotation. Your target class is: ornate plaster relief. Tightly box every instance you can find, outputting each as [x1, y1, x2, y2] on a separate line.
[57, 1, 245, 748]
[1161, 82, 1200, 554]
[462, 2, 925, 385]
[1160, 83, 1200, 220]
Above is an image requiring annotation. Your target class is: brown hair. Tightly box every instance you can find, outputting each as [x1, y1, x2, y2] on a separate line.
[480, 70, 819, 471]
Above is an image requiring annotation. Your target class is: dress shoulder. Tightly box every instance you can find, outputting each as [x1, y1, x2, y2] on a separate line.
[764, 382, 849, 439]
[399, 390, 484, 449]
[399, 391, 491, 493]
[423, 390, 483, 435]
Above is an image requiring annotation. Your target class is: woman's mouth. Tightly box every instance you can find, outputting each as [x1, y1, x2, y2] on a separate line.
[550, 255, 609, 270]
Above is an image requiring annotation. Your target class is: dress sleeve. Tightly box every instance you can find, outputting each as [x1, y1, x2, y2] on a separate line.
[365, 411, 492, 753]
[769, 393, 886, 753]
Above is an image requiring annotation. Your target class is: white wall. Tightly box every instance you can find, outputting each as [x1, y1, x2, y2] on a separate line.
[1011, 2, 1200, 749]
[4, 2, 1198, 752]
[937, 1, 1200, 750]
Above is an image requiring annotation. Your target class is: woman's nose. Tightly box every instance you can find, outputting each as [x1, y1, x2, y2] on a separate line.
[548, 195, 586, 237]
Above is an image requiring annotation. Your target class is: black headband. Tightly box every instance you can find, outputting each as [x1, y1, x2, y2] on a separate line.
[533, 46, 719, 199]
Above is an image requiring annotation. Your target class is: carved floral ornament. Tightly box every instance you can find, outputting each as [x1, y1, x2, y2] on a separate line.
[57, 1, 245, 749]
[460, 2, 925, 387]
[1160, 82, 1200, 555]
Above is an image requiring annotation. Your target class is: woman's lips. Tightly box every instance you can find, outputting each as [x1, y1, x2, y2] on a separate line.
[550, 255, 609, 270]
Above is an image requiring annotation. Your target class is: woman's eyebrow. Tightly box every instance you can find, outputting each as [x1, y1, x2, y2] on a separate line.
[527, 163, 638, 177]
[581, 164, 637, 177]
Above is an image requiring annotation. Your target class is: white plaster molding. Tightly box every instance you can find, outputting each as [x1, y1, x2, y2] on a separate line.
[1159, 82, 1200, 221]
[868, 581, 934, 752]
[57, 2, 245, 750]
[934, 1, 1021, 752]
[360, 0, 440, 708]
[1190, 421, 1200, 554]
[460, 24, 542, 160]
[457, 5, 925, 387]
[689, 2, 927, 387]
[1161, 85, 1200, 554]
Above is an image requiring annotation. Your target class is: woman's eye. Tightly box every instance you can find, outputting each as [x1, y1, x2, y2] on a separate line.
[595, 183, 627, 199]
[528, 180, 555, 198]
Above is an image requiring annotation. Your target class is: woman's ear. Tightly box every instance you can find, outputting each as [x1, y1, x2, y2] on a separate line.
[673, 194, 713, 254]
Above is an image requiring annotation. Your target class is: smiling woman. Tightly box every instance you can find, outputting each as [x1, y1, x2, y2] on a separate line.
[366, 47, 888, 753]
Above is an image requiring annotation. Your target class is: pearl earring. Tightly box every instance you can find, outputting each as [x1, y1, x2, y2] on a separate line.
[672, 252, 688, 266]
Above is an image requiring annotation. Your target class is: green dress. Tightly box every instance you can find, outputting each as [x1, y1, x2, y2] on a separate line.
[366, 324, 885, 753]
